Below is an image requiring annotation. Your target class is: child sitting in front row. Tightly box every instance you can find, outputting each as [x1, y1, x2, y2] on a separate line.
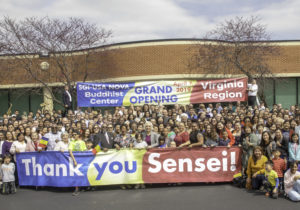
[0, 154, 16, 195]
[263, 161, 279, 199]
[218, 130, 231, 148]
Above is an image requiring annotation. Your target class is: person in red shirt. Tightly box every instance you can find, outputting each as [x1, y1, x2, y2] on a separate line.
[174, 122, 189, 147]
[272, 149, 287, 194]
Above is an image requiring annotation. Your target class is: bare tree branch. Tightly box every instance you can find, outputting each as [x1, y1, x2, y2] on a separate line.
[0, 16, 112, 110]
[189, 16, 283, 106]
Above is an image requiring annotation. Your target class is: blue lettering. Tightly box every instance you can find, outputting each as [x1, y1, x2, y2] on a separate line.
[109, 161, 123, 174]
[130, 96, 137, 104]
[166, 86, 172, 93]
[138, 96, 144, 103]
[162, 95, 170, 102]
[171, 95, 178, 102]
[125, 161, 137, 173]
[149, 86, 156, 94]
[150, 96, 158, 103]
[94, 162, 108, 180]
[135, 87, 142, 94]
[143, 86, 149, 94]
[157, 86, 164, 93]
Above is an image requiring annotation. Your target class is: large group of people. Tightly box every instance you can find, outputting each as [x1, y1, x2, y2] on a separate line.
[0, 100, 300, 200]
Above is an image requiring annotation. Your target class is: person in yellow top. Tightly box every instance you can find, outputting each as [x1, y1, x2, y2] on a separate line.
[69, 130, 87, 196]
[263, 161, 279, 199]
[246, 146, 268, 190]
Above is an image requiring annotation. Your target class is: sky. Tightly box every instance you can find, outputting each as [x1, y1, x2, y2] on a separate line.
[0, 0, 299, 43]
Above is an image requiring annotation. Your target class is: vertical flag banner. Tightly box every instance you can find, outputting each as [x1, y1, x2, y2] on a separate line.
[76, 78, 248, 107]
[16, 147, 242, 187]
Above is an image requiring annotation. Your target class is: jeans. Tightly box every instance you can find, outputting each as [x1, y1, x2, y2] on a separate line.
[252, 174, 265, 190]
[278, 177, 284, 191]
[2, 181, 16, 194]
[288, 180, 300, 201]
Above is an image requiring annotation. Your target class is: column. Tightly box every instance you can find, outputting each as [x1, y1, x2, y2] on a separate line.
[43, 87, 53, 112]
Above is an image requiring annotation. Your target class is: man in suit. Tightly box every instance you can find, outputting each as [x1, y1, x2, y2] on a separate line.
[62, 85, 72, 117]
[93, 124, 115, 151]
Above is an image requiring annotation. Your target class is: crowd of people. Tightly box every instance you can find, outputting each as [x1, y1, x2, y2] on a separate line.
[0, 101, 300, 200]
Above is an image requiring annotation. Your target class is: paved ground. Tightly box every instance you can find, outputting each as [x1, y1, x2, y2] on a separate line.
[0, 184, 299, 210]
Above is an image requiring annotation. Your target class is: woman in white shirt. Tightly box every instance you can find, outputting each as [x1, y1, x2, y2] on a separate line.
[54, 132, 70, 152]
[284, 161, 300, 201]
[10, 133, 27, 162]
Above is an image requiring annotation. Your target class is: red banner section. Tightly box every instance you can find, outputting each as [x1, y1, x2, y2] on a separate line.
[142, 147, 242, 183]
[190, 77, 247, 103]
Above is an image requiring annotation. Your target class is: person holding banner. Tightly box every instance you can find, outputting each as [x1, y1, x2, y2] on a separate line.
[216, 122, 235, 146]
[10, 133, 26, 162]
[174, 123, 189, 147]
[203, 124, 218, 147]
[44, 126, 61, 151]
[179, 123, 203, 148]
[25, 132, 41, 152]
[54, 132, 70, 152]
[114, 125, 133, 149]
[142, 122, 159, 148]
[94, 128, 115, 151]
[247, 79, 258, 108]
[69, 130, 87, 196]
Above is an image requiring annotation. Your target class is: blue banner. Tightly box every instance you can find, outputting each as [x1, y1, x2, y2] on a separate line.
[77, 82, 135, 107]
[16, 152, 95, 187]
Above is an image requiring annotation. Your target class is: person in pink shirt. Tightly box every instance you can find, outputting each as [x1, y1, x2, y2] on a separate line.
[284, 161, 300, 201]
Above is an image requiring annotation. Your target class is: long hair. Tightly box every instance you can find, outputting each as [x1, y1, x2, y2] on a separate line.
[260, 131, 272, 148]
[204, 124, 218, 141]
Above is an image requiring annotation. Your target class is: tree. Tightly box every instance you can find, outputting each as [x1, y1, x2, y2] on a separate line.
[189, 16, 282, 105]
[0, 16, 112, 111]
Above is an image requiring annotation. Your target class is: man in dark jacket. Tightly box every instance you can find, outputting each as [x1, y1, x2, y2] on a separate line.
[62, 85, 72, 117]
[93, 124, 115, 151]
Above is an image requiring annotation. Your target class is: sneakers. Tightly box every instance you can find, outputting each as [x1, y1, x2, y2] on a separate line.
[265, 192, 270, 197]
[72, 189, 80, 196]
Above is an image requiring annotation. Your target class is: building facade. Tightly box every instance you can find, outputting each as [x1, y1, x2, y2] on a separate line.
[0, 39, 299, 114]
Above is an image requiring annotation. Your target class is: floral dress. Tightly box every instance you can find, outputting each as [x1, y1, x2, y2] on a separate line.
[114, 134, 133, 148]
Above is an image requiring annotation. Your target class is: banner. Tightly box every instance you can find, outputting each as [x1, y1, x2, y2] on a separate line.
[16, 147, 242, 187]
[76, 78, 247, 107]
